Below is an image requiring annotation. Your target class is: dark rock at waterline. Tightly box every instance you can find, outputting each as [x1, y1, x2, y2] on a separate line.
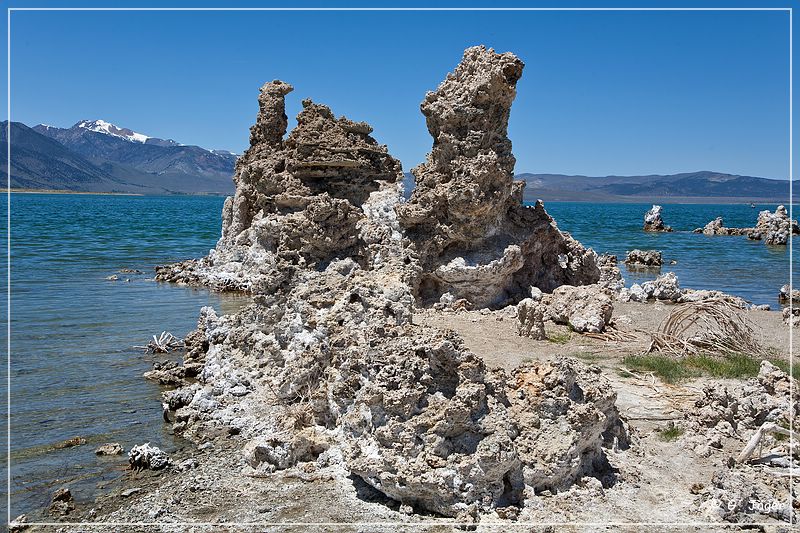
[48, 487, 75, 516]
[95, 442, 123, 456]
[624, 249, 662, 269]
[53, 436, 86, 449]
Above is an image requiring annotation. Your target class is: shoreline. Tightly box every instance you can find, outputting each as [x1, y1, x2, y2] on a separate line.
[9, 189, 145, 196]
[23, 301, 793, 530]
[9, 189, 231, 197]
[7, 188, 794, 205]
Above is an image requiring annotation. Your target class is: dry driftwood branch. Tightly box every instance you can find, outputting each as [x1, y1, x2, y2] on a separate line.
[619, 366, 660, 393]
[647, 298, 765, 357]
[583, 327, 638, 342]
[134, 331, 184, 353]
[736, 422, 800, 463]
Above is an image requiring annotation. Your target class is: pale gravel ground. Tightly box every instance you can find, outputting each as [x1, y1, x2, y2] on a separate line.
[17, 303, 795, 533]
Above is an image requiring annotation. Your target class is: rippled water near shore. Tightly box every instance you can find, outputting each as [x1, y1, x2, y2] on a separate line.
[3, 193, 795, 519]
[5, 193, 247, 519]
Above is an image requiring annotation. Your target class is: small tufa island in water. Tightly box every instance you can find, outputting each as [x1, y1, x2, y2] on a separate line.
[16, 46, 798, 529]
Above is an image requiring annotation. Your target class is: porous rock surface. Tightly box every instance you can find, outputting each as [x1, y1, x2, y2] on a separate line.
[155, 80, 404, 292]
[396, 46, 599, 309]
[129, 443, 171, 471]
[623, 249, 662, 268]
[597, 254, 625, 294]
[693, 216, 751, 236]
[778, 284, 800, 304]
[643, 205, 672, 232]
[619, 272, 682, 302]
[782, 306, 800, 327]
[149, 47, 629, 519]
[518, 284, 613, 334]
[683, 361, 797, 444]
[747, 205, 798, 246]
[682, 361, 798, 523]
[618, 272, 751, 308]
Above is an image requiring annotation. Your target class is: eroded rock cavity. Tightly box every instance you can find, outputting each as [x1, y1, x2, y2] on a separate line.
[397, 46, 599, 309]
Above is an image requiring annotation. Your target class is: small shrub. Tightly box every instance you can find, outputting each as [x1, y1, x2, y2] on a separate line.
[658, 425, 684, 441]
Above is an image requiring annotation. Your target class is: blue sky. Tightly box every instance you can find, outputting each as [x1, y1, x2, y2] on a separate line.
[2, 2, 794, 179]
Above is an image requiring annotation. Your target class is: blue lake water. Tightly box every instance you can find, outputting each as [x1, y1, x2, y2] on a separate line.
[3, 193, 248, 520]
[543, 201, 797, 305]
[2, 193, 796, 520]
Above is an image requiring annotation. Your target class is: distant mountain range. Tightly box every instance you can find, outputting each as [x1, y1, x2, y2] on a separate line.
[516, 172, 795, 203]
[3, 120, 794, 201]
[3, 120, 236, 194]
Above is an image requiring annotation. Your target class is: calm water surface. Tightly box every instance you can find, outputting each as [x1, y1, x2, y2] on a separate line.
[5, 193, 247, 519]
[2, 194, 796, 519]
[544, 202, 797, 306]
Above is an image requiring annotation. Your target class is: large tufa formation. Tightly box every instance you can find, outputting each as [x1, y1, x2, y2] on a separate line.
[155, 80, 404, 292]
[152, 50, 628, 519]
[693, 207, 799, 245]
[643, 205, 672, 232]
[397, 46, 599, 309]
[747, 205, 798, 245]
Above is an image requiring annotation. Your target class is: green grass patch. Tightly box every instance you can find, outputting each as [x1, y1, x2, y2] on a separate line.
[686, 353, 761, 379]
[622, 354, 699, 384]
[547, 331, 571, 344]
[623, 352, 799, 384]
[658, 425, 684, 442]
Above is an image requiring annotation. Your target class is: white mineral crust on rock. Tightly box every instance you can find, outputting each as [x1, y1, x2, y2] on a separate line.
[151, 47, 628, 518]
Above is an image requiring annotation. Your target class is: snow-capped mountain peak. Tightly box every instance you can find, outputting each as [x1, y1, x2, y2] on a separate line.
[73, 119, 149, 144]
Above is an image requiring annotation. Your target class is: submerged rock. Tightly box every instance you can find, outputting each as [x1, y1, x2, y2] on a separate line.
[747, 205, 798, 245]
[778, 283, 800, 304]
[397, 46, 599, 308]
[95, 443, 123, 456]
[693, 216, 751, 236]
[623, 249, 662, 268]
[53, 436, 86, 449]
[48, 487, 74, 516]
[643, 205, 672, 232]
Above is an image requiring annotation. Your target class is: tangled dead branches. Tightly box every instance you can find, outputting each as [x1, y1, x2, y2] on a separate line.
[135, 331, 184, 354]
[647, 298, 765, 357]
